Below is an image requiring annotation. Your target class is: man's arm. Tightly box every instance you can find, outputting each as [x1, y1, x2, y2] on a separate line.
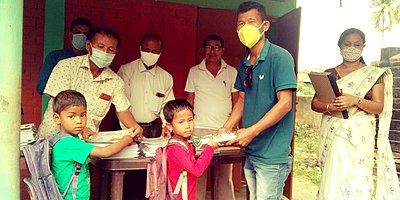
[117, 109, 143, 138]
[225, 89, 293, 146]
[230, 91, 240, 130]
[231, 91, 239, 106]
[221, 91, 245, 131]
[186, 92, 194, 106]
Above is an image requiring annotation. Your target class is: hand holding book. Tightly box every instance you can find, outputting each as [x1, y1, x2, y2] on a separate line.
[308, 72, 349, 119]
[329, 92, 362, 113]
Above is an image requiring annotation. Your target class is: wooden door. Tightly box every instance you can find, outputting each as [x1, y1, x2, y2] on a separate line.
[267, 7, 302, 200]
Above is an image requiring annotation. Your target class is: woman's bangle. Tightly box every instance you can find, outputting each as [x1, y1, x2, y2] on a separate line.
[326, 103, 331, 114]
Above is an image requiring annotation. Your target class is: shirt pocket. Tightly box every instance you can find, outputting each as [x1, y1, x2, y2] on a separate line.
[91, 98, 112, 118]
[149, 94, 163, 113]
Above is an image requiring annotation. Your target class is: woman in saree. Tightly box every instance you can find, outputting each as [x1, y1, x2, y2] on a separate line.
[311, 28, 400, 200]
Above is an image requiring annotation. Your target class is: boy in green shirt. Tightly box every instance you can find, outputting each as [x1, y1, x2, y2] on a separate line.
[51, 90, 136, 200]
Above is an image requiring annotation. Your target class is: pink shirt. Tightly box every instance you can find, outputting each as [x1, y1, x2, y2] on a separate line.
[167, 141, 214, 200]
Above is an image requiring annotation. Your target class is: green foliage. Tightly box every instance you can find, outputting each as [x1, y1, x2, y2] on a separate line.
[297, 69, 316, 96]
[297, 82, 315, 96]
[293, 122, 321, 185]
[371, 0, 400, 44]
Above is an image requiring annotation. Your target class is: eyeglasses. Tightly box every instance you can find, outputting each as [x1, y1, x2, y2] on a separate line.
[204, 45, 222, 51]
[244, 66, 253, 88]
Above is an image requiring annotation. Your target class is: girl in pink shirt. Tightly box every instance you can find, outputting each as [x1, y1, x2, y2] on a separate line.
[163, 99, 218, 200]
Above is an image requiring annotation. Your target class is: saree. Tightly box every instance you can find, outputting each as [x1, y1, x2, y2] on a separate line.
[317, 66, 400, 200]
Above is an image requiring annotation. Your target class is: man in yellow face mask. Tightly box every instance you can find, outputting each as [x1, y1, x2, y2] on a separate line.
[218, 1, 297, 200]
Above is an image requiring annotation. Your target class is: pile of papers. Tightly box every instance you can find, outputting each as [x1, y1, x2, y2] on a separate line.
[140, 137, 169, 157]
[20, 124, 37, 150]
[86, 129, 132, 143]
[192, 131, 237, 150]
[86, 130, 139, 159]
[93, 143, 140, 159]
[88, 129, 245, 159]
[86, 130, 169, 159]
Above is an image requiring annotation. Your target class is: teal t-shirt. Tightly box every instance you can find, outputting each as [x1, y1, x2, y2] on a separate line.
[234, 40, 297, 164]
[52, 133, 95, 200]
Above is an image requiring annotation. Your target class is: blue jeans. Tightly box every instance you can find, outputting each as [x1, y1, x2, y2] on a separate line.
[244, 156, 292, 200]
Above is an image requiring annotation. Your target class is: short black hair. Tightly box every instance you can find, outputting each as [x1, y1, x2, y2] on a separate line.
[53, 90, 87, 114]
[203, 34, 224, 48]
[338, 28, 366, 64]
[70, 17, 93, 32]
[87, 27, 121, 48]
[163, 99, 193, 123]
[140, 33, 163, 50]
[237, 1, 268, 21]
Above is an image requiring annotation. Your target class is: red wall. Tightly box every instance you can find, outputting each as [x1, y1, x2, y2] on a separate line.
[22, 0, 243, 128]
[196, 7, 245, 67]
[22, 0, 45, 127]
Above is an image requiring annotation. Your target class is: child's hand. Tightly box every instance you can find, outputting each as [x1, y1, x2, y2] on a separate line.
[126, 129, 143, 143]
[128, 125, 143, 139]
[82, 127, 97, 139]
[125, 129, 136, 138]
[122, 135, 134, 144]
[207, 139, 219, 149]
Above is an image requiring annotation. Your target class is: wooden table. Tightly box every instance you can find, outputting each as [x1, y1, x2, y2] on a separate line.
[91, 148, 246, 200]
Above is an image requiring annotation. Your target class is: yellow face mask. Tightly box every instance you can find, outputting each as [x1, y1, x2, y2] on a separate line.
[237, 21, 266, 48]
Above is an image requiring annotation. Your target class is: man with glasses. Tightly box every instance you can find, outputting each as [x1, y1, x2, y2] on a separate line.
[118, 33, 174, 138]
[185, 34, 238, 200]
[219, 1, 297, 200]
[36, 17, 92, 95]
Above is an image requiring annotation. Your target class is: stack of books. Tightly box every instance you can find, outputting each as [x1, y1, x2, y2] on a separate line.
[192, 131, 237, 155]
[20, 124, 36, 150]
[86, 130, 140, 159]
[140, 137, 169, 157]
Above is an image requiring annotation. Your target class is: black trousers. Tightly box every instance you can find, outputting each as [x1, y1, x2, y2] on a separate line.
[139, 119, 161, 138]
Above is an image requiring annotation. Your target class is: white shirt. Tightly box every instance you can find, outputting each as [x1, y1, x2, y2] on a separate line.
[38, 55, 131, 138]
[117, 59, 175, 123]
[185, 59, 238, 130]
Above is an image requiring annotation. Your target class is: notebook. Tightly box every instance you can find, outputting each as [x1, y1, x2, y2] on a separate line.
[308, 71, 349, 119]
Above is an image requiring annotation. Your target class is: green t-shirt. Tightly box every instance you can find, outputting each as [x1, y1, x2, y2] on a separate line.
[234, 40, 297, 164]
[52, 133, 95, 200]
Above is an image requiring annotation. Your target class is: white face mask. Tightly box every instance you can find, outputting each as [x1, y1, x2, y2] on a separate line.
[71, 33, 87, 50]
[340, 47, 363, 62]
[89, 44, 115, 69]
[140, 50, 161, 67]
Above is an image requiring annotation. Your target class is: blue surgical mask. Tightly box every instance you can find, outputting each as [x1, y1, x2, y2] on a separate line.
[71, 33, 87, 50]
[89, 43, 115, 69]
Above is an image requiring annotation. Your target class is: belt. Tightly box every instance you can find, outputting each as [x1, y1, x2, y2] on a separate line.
[138, 119, 158, 128]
